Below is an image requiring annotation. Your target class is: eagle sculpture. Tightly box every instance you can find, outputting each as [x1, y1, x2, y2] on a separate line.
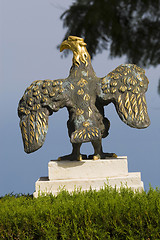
[18, 36, 150, 160]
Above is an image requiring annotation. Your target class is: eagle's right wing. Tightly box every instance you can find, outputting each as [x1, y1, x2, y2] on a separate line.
[18, 79, 67, 153]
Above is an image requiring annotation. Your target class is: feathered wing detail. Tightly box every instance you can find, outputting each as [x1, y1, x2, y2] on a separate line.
[18, 79, 66, 153]
[19, 109, 49, 153]
[99, 64, 150, 128]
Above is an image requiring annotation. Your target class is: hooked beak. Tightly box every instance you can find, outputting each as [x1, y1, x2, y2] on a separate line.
[60, 40, 71, 52]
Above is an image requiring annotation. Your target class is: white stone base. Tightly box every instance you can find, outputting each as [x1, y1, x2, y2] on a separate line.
[33, 157, 144, 197]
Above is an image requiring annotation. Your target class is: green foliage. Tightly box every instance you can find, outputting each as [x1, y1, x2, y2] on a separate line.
[60, 0, 160, 67]
[158, 79, 160, 96]
[0, 186, 160, 239]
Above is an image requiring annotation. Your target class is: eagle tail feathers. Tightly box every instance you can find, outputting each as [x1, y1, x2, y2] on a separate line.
[71, 126, 101, 143]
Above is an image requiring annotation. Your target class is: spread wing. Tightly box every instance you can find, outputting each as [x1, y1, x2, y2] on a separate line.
[98, 64, 150, 128]
[18, 79, 67, 153]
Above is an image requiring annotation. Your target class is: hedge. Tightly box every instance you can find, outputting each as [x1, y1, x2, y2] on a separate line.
[0, 186, 160, 239]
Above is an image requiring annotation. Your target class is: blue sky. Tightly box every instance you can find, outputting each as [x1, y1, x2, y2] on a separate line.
[1, 0, 160, 196]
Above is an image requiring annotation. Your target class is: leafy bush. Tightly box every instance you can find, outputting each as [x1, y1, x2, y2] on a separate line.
[0, 186, 160, 239]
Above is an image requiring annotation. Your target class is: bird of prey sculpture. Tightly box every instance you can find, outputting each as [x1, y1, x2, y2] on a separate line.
[18, 36, 150, 160]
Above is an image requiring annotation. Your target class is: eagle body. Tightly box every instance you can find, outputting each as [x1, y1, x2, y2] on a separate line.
[64, 63, 109, 143]
[18, 36, 150, 160]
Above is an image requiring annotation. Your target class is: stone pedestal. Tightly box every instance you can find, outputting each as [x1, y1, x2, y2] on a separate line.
[33, 156, 144, 197]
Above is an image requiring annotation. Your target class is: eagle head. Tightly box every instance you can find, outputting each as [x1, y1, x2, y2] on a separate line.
[60, 36, 90, 67]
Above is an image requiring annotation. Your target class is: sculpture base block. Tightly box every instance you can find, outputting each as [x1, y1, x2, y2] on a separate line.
[33, 157, 144, 197]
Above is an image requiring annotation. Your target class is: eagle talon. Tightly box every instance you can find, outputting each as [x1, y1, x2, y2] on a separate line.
[103, 153, 117, 158]
[101, 153, 117, 159]
[57, 153, 87, 161]
[93, 154, 100, 160]
[88, 153, 117, 160]
[77, 155, 82, 161]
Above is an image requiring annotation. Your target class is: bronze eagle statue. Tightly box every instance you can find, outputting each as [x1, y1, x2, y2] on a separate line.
[18, 36, 150, 160]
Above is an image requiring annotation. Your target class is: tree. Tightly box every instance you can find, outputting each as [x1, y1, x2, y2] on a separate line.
[60, 0, 160, 67]
[158, 79, 160, 95]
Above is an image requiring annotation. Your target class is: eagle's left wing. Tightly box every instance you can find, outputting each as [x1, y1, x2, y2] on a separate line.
[97, 64, 150, 129]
